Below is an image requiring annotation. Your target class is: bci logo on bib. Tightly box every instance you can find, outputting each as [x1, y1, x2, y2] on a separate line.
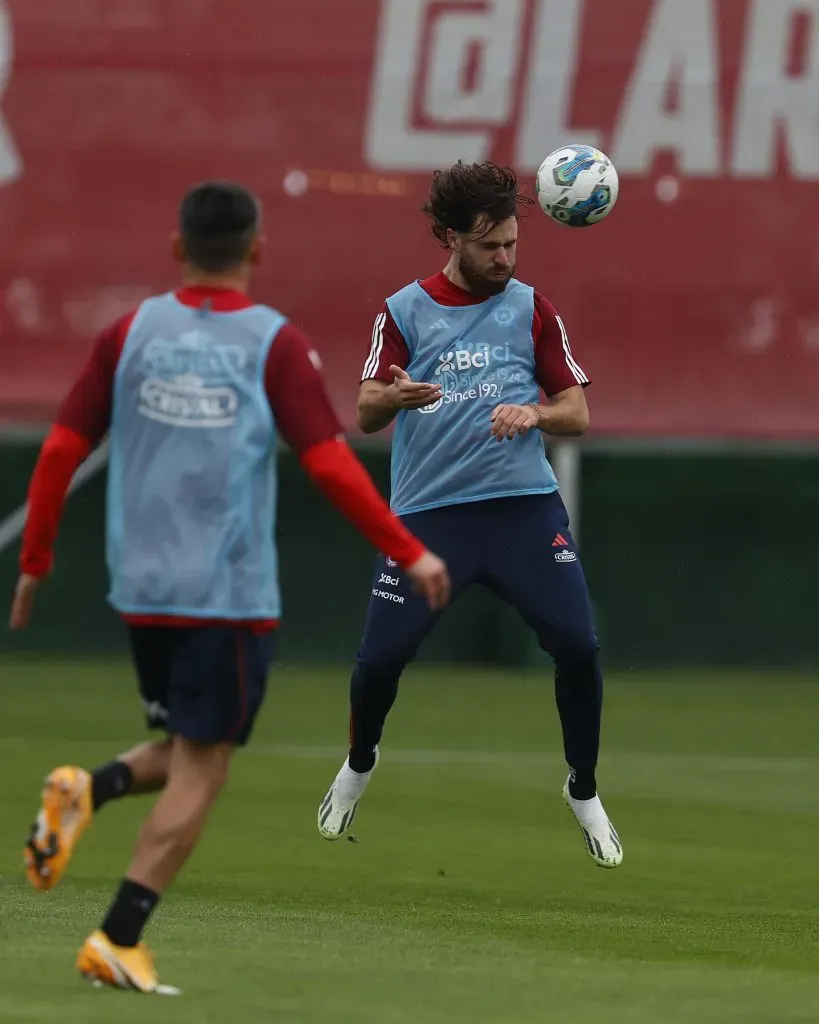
[434, 343, 510, 375]
[437, 350, 490, 373]
[419, 342, 511, 415]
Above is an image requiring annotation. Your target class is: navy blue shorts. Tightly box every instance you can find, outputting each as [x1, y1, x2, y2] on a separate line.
[128, 625, 275, 747]
[358, 492, 597, 672]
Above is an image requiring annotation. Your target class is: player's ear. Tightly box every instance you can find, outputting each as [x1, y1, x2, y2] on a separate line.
[446, 227, 459, 254]
[171, 231, 186, 265]
[248, 233, 263, 266]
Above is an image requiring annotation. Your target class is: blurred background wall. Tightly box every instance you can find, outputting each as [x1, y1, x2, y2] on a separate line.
[1, 0, 818, 669]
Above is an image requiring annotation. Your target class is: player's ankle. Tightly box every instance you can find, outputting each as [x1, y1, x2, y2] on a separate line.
[101, 877, 160, 948]
[567, 767, 597, 801]
[347, 748, 377, 774]
[334, 756, 375, 804]
[91, 760, 135, 811]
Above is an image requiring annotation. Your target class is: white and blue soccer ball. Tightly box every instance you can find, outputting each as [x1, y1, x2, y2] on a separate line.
[536, 145, 619, 228]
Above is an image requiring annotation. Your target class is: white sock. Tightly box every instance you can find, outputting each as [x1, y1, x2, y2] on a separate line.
[335, 758, 373, 804]
[566, 791, 609, 831]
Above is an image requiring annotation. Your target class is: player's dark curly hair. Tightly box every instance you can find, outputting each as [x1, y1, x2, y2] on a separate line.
[421, 161, 533, 247]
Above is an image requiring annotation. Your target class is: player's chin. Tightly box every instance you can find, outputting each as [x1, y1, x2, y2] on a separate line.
[479, 274, 512, 295]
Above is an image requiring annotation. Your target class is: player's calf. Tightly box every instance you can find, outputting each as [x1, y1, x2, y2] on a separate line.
[126, 737, 231, 894]
[93, 737, 231, 961]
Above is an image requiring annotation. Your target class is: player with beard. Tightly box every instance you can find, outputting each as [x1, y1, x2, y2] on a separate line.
[316, 161, 623, 868]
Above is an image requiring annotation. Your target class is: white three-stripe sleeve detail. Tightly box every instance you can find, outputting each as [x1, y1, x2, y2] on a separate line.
[556, 315, 589, 384]
[362, 311, 386, 380]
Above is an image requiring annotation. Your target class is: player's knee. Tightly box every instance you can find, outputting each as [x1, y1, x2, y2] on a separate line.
[170, 736, 232, 798]
[353, 650, 410, 688]
[546, 630, 600, 671]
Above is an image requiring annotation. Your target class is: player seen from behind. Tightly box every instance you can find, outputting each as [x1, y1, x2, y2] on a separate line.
[9, 181, 450, 994]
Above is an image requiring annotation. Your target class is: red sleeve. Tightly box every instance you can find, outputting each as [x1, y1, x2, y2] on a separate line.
[361, 304, 410, 382]
[265, 324, 344, 455]
[532, 293, 590, 396]
[300, 439, 425, 568]
[19, 425, 91, 578]
[20, 311, 135, 578]
[57, 311, 134, 444]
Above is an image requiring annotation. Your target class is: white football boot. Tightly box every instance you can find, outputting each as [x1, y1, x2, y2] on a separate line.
[318, 748, 379, 841]
[563, 775, 623, 868]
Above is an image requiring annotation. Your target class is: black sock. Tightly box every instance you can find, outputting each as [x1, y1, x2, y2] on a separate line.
[91, 761, 134, 811]
[348, 662, 401, 774]
[348, 747, 378, 773]
[101, 878, 160, 948]
[568, 767, 597, 801]
[554, 650, 603, 802]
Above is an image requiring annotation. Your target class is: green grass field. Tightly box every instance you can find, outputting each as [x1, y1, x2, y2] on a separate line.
[1, 659, 818, 1022]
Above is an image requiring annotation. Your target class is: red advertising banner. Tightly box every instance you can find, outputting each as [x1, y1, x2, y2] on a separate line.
[0, 0, 818, 436]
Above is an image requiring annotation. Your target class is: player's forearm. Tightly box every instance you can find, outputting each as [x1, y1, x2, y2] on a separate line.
[356, 388, 400, 434]
[300, 439, 425, 567]
[20, 426, 91, 577]
[530, 400, 589, 437]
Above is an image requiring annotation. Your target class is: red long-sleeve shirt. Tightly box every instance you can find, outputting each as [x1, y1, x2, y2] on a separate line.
[20, 285, 426, 628]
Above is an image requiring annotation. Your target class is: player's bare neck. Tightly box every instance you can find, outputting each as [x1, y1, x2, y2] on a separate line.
[183, 268, 249, 294]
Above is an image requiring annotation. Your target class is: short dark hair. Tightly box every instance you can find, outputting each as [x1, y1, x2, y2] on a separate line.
[179, 181, 259, 272]
[421, 161, 533, 246]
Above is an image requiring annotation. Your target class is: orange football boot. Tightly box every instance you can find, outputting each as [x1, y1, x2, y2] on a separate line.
[76, 929, 180, 994]
[24, 765, 92, 891]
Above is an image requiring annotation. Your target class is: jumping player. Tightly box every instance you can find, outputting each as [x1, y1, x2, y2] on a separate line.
[317, 162, 622, 869]
[9, 181, 450, 993]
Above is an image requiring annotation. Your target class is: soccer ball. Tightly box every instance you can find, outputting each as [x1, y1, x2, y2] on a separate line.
[536, 145, 619, 228]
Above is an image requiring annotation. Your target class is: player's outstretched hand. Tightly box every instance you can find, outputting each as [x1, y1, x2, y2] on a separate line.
[490, 403, 540, 441]
[389, 365, 443, 410]
[406, 551, 451, 610]
[9, 573, 40, 630]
